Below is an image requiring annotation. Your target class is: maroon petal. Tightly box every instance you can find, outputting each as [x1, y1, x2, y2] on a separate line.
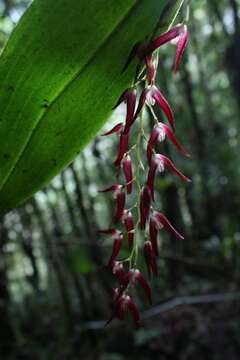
[101, 122, 124, 136]
[126, 296, 140, 328]
[123, 211, 134, 249]
[154, 211, 184, 240]
[140, 186, 152, 229]
[135, 271, 152, 304]
[98, 228, 120, 236]
[107, 235, 123, 267]
[146, 160, 158, 201]
[115, 297, 126, 320]
[147, 126, 161, 165]
[114, 132, 129, 167]
[124, 89, 137, 133]
[133, 88, 148, 120]
[152, 87, 176, 130]
[112, 261, 127, 284]
[159, 154, 191, 182]
[143, 241, 158, 278]
[122, 155, 133, 194]
[145, 55, 157, 83]
[145, 25, 183, 55]
[114, 191, 126, 223]
[160, 123, 190, 157]
[149, 218, 158, 256]
[99, 184, 122, 194]
[144, 242, 152, 278]
[174, 29, 189, 74]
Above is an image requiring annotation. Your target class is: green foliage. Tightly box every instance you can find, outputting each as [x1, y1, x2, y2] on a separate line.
[69, 248, 93, 274]
[0, 0, 184, 214]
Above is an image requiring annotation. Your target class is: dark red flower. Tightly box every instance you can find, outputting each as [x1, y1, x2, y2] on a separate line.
[151, 211, 184, 240]
[99, 184, 123, 197]
[147, 154, 191, 200]
[114, 190, 126, 223]
[173, 25, 189, 73]
[116, 295, 140, 328]
[140, 185, 152, 229]
[134, 85, 175, 130]
[122, 155, 133, 194]
[114, 132, 129, 167]
[143, 241, 158, 278]
[144, 25, 184, 56]
[122, 211, 134, 249]
[149, 217, 158, 256]
[112, 261, 127, 284]
[101, 122, 124, 136]
[107, 232, 123, 267]
[126, 269, 152, 304]
[113, 88, 137, 134]
[98, 228, 121, 236]
[105, 294, 140, 328]
[147, 123, 190, 164]
[145, 54, 157, 83]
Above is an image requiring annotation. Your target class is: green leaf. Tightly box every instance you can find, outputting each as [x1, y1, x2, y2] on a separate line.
[69, 249, 93, 275]
[0, 0, 184, 214]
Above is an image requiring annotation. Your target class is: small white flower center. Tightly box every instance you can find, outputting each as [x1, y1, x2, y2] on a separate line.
[156, 158, 165, 173]
[146, 86, 156, 107]
[156, 125, 166, 142]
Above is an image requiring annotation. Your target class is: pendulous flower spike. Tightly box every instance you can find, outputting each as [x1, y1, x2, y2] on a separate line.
[102, 14, 191, 328]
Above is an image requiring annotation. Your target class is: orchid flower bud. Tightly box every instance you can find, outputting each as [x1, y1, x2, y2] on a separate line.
[122, 155, 133, 194]
[122, 211, 134, 249]
[143, 241, 158, 278]
[140, 185, 152, 229]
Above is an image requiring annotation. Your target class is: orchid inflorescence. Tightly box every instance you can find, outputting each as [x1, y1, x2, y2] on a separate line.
[99, 18, 191, 328]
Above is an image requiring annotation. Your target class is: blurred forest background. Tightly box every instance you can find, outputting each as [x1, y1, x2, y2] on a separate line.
[0, 0, 240, 359]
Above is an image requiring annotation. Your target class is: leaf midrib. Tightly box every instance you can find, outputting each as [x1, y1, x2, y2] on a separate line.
[0, 0, 142, 193]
